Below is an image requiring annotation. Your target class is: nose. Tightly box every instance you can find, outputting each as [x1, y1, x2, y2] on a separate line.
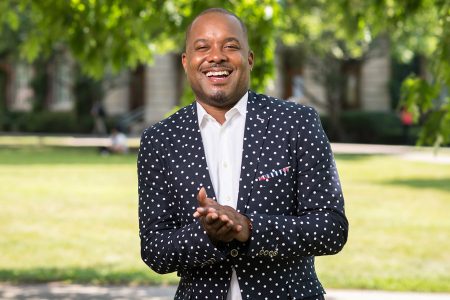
[207, 45, 227, 63]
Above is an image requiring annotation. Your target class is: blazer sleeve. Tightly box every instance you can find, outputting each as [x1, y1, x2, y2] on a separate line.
[137, 130, 227, 274]
[245, 108, 349, 258]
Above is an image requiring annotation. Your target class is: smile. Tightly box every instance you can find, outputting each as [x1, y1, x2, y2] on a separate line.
[205, 70, 230, 77]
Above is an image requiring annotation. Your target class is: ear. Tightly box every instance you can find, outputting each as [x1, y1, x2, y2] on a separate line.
[248, 50, 254, 70]
[181, 53, 188, 73]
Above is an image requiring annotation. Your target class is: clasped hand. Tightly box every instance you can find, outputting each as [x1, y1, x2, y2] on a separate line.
[193, 187, 250, 243]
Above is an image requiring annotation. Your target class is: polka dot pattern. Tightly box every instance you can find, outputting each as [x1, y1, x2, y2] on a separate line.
[138, 91, 348, 299]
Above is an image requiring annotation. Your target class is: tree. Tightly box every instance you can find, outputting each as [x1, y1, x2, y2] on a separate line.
[328, 0, 450, 147]
[0, 0, 281, 92]
[0, 0, 448, 145]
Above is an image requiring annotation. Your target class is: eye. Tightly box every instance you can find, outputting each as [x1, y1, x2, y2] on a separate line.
[194, 44, 209, 51]
[225, 44, 240, 50]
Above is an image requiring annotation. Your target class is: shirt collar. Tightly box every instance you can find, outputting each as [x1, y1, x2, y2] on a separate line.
[197, 91, 248, 126]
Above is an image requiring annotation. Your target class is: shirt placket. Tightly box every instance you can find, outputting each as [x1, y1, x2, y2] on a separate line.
[217, 122, 235, 208]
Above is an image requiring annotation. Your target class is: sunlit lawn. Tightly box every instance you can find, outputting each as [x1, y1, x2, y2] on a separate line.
[0, 146, 449, 291]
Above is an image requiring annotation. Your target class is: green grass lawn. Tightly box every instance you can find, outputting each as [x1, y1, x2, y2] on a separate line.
[0, 146, 449, 291]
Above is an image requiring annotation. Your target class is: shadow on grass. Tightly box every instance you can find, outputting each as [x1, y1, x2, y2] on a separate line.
[0, 267, 178, 285]
[334, 154, 374, 161]
[382, 178, 450, 193]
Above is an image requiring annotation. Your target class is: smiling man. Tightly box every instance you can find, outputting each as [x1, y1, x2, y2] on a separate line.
[138, 8, 348, 300]
[182, 9, 253, 115]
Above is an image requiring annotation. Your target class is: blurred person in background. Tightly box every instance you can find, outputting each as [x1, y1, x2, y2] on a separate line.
[91, 100, 107, 135]
[100, 127, 128, 155]
[110, 127, 128, 154]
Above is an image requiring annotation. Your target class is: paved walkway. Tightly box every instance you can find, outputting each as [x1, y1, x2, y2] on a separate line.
[331, 143, 450, 164]
[1, 133, 450, 158]
[1, 284, 450, 300]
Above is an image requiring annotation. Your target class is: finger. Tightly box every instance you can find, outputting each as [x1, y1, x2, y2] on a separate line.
[193, 207, 206, 218]
[215, 223, 234, 238]
[197, 187, 208, 206]
[219, 214, 229, 222]
[201, 211, 242, 237]
[194, 206, 219, 219]
[197, 207, 206, 213]
[204, 212, 219, 224]
[197, 207, 209, 214]
[205, 207, 217, 214]
[205, 215, 230, 231]
[219, 214, 234, 226]
[201, 217, 235, 243]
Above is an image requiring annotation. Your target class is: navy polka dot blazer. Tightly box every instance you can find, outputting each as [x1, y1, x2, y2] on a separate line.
[138, 91, 349, 300]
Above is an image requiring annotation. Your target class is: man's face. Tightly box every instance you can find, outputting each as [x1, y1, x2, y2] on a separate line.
[182, 13, 254, 108]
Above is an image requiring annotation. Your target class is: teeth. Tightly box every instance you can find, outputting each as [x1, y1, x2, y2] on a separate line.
[206, 70, 230, 77]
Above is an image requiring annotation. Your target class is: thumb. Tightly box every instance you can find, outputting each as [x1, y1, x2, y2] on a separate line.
[197, 187, 208, 206]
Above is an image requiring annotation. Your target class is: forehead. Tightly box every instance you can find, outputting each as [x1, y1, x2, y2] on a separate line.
[187, 13, 246, 43]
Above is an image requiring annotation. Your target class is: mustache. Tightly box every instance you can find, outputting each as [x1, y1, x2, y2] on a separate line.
[201, 63, 233, 70]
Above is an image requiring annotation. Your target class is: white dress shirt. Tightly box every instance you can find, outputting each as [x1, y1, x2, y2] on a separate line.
[197, 92, 248, 300]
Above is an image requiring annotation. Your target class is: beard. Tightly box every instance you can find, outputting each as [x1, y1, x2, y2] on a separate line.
[194, 88, 240, 109]
[206, 91, 231, 108]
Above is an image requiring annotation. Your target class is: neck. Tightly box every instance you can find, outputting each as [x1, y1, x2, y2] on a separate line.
[197, 101, 232, 125]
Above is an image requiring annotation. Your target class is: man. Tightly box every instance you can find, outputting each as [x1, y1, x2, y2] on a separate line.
[138, 8, 348, 300]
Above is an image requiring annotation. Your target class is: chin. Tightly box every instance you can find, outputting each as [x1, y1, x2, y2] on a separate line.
[201, 91, 236, 108]
[209, 91, 231, 107]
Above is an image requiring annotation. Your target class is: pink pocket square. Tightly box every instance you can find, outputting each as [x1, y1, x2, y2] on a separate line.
[256, 166, 291, 182]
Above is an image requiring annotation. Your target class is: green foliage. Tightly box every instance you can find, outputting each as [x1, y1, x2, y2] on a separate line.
[0, 0, 448, 145]
[29, 59, 49, 112]
[401, 76, 449, 146]
[416, 102, 450, 147]
[282, 0, 450, 147]
[389, 56, 422, 109]
[401, 76, 441, 120]
[74, 72, 104, 116]
[0, 0, 281, 92]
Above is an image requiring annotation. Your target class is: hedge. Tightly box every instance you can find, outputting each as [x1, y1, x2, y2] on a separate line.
[0, 110, 418, 144]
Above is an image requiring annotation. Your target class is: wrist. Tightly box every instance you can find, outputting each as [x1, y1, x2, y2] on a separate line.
[246, 216, 253, 239]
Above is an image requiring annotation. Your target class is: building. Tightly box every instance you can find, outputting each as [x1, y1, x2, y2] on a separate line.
[0, 37, 394, 136]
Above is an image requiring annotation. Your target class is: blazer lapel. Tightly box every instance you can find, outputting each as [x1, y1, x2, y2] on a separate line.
[236, 91, 271, 213]
[182, 103, 217, 200]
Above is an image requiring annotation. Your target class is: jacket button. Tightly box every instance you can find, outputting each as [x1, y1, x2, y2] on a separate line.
[230, 249, 239, 257]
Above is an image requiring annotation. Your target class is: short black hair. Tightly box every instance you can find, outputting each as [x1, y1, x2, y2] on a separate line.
[185, 8, 248, 47]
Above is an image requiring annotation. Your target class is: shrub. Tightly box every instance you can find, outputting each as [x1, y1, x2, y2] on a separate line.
[2, 111, 93, 133]
[320, 111, 419, 145]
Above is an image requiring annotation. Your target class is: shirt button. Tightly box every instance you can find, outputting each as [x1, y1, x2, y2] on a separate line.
[230, 249, 239, 257]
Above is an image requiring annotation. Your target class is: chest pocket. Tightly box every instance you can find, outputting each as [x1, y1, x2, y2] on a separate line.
[255, 166, 293, 189]
[251, 167, 297, 215]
